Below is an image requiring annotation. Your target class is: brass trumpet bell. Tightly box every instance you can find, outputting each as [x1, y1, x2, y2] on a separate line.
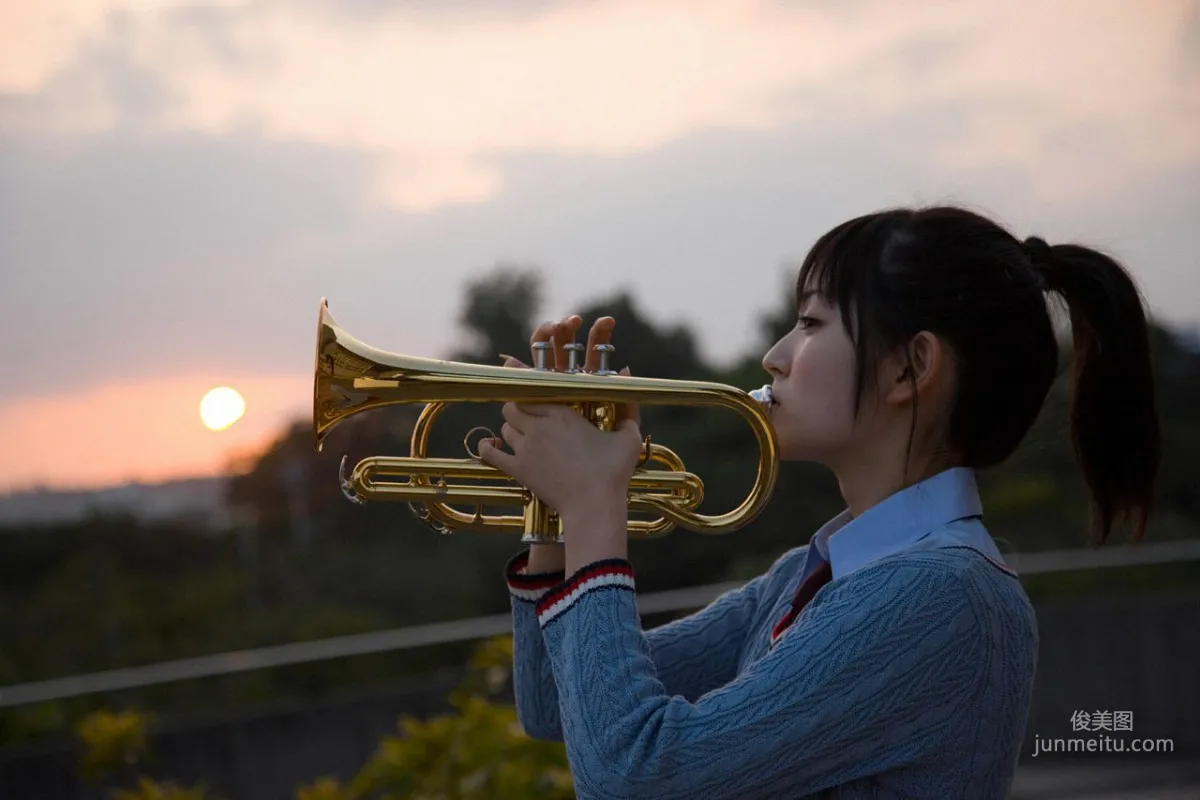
[313, 298, 779, 543]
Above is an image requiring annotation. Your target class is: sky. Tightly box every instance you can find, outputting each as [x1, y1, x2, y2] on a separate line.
[2, 0, 1198, 491]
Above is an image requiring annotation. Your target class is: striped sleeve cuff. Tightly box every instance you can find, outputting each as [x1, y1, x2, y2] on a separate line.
[535, 559, 636, 629]
[505, 549, 566, 603]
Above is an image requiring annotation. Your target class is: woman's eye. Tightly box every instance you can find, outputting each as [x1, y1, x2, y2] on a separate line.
[796, 315, 820, 330]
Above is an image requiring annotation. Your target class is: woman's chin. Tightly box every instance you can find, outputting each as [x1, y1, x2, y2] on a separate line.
[776, 436, 838, 465]
[776, 441, 811, 463]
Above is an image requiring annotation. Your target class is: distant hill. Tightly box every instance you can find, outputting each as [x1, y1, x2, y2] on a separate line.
[0, 476, 231, 530]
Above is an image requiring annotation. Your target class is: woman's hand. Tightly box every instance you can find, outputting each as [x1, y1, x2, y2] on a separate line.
[483, 399, 642, 517]
[479, 315, 641, 559]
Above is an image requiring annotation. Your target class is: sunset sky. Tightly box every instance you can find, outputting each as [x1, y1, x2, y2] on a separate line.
[2, 0, 1198, 491]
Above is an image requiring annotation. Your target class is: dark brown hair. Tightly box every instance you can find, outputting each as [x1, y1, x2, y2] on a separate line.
[796, 206, 1161, 545]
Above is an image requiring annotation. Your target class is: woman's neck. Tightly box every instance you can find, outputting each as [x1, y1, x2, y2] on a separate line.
[834, 449, 960, 517]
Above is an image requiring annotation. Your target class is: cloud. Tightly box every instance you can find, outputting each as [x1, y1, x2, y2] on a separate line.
[0, 1, 245, 95]
[0, 131, 373, 399]
[4, 0, 1197, 210]
[3, 0, 1199, 488]
[4, 99, 1196, 407]
[0, 10, 169, 136]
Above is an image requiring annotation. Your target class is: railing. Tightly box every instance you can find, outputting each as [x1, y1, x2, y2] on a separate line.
[2, 538, 1198, 709]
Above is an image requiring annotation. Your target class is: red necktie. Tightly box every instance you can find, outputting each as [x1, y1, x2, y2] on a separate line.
[770, 559, 833, 646]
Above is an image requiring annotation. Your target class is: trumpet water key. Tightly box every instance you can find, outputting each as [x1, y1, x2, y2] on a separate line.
[313, 299, 780, 544]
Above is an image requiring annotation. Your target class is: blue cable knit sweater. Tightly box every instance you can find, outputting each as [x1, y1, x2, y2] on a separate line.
[506, 468, 1038, 799]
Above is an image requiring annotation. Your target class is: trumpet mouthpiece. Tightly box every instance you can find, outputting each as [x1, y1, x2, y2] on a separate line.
[749, 385, 774, 410]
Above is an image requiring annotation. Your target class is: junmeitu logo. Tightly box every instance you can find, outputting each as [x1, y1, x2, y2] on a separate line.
[1031, 710, 1175, 758]
[1070, 710, 1133, 732]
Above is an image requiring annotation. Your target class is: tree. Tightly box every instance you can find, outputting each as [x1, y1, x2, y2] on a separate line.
[450, 268, 544, 365]
[574, 290, 708, 381]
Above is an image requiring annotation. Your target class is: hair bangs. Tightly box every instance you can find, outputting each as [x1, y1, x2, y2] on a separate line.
[795, 212, 907, 344]
[792, 210, 916, 418]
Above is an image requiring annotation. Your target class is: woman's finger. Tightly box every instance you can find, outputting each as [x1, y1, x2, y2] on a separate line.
[501, 401, 546, 430]
[500, 421, 524, 450]
[513, 402, 555, 418]
[552, 315, 582, 371]
[584, 316, 616, 373]
[477, 437, 517, 474]
[529, 320, 556, 368]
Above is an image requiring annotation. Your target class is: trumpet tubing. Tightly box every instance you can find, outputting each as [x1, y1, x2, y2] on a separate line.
[313, 298, 779, 543]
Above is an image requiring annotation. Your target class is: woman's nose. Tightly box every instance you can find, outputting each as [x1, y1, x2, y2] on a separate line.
[762, 343, 787, 378]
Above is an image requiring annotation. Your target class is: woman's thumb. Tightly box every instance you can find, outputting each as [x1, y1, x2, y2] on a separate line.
[500, 354, 529, 368]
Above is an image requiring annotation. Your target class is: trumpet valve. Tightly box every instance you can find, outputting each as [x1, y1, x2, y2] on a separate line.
[593, 343, 616, 375]
[532, 341, 553, 370]
[564, 342, 585, 373]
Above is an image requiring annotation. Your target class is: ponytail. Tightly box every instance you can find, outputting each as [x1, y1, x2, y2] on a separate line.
[1022, 237, 1161, 545]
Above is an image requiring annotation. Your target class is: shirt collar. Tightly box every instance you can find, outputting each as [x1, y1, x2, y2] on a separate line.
[809, 467, 984, 580]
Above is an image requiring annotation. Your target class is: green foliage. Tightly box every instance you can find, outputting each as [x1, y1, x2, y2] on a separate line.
[335, 696, 571, 799]
[111, 778, 214, 800]
[76, 709, 216, 799]
[77, 709, 155, 783]
[294, 636, 572, 800]
[71, 639, 570, 800]
[296, 778, 347, 800]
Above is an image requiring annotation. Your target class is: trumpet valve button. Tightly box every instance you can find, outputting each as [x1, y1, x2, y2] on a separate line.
[532, 341, 553, 371]
[593, 343, 616, 375]
[564, 342, 585, 373]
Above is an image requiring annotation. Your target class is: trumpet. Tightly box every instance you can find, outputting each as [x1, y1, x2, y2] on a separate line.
[313, 298, 779, 544]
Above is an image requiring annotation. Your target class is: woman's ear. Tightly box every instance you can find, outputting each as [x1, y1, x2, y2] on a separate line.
[885, 331, 949, 405]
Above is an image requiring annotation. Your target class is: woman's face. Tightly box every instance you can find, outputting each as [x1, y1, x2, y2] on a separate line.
[761, 294, 875, 464]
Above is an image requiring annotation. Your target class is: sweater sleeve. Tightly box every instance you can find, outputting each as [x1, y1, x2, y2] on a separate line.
[535, 557, 987, 800]
[506, 550, 568, 741]
[505, 549, 767, 742]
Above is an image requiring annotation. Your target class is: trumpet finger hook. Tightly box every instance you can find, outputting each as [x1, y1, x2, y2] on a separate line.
[638, 434, 653, 467]
[409, 501, 454, 535]
[463, 426, 499, 460]
[339, 455, 365, 504]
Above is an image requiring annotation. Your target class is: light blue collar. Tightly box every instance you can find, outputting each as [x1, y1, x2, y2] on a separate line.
[808, 467, 985, 580]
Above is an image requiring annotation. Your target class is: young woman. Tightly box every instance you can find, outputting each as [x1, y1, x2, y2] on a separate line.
[477, 206, 1161, 799]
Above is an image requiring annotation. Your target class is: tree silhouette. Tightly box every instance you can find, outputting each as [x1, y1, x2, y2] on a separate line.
[450, 267, 544, 365]
[575, 290, 707, 381]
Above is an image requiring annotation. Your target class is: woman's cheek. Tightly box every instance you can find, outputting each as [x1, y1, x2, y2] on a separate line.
[797, 362, 855, 447]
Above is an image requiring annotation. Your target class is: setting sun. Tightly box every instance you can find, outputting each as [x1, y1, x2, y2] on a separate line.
[199, 387, 246, 431]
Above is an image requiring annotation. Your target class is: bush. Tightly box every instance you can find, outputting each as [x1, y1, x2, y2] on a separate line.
[296, 636, 573, 799]
[76, 637, 572, 800]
